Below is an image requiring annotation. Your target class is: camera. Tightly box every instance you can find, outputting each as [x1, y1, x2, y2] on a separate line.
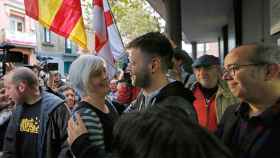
[0, 51, 24, 63]
[36, 56, 58, 72]
[0, 44, 26, 75]
[42, 63, 58, 72]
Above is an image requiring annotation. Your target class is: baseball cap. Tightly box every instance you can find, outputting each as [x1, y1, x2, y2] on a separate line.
[192, 55, 220, 68]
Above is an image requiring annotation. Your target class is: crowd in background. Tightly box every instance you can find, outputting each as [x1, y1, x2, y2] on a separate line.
[0, 32, 279, 158]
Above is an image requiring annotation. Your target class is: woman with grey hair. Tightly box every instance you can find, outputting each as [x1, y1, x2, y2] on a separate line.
[68, 55, 119, 156]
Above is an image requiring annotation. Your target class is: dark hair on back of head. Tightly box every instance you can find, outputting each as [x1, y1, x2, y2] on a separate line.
[112, 105, 233, 158]
[126, 32, 174, 72]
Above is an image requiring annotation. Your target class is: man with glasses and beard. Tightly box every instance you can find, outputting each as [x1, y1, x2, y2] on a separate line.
[216, 44, 280, 158]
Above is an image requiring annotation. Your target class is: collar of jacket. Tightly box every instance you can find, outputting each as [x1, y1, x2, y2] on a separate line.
[190, 80, 232, 98]
[155, 81, 195, 104]
[234, 98, 280, 127]
[216, 80, 234, 98]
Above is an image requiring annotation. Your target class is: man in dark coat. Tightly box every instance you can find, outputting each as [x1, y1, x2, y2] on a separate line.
[2, 67, 71, 158]
[216, 44, 280, 158]
[125, 32, 197, 122]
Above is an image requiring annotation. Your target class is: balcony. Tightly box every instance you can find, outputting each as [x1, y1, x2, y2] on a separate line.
[0, 28, 36, 47]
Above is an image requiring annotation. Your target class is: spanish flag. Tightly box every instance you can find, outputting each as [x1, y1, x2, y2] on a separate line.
[24, 0, 88, 48]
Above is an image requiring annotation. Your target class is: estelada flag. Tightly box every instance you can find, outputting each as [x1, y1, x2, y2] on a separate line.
[93, 0, 125, 79]
[24, 0, 88, 48]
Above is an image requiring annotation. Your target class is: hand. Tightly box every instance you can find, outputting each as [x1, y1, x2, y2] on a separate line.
[67, 113, 88, 145]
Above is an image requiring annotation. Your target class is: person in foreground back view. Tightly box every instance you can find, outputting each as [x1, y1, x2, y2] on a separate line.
[68, 104, 233, 158]
[113, 105, 233, 158]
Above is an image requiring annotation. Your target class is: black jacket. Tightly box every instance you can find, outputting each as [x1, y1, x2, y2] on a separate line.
[126, 81, 197, 122]
[216, 103, 280, 158]
[2, 92, 71, 158]
[71, 134, 108, 158]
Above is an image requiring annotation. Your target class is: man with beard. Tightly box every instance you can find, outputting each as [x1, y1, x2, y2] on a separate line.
[125, 32, 197, 122]
[189, 55, 239, 132]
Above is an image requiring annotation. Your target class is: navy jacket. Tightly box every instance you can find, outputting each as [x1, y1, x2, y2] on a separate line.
[2, 91, 71, 158]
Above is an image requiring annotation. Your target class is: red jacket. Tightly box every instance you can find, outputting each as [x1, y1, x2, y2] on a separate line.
[193, 84, 217, 132]
[117, 82, 140, 105]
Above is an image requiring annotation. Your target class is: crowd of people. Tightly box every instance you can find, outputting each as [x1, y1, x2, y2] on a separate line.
[0, 32, 279, 158]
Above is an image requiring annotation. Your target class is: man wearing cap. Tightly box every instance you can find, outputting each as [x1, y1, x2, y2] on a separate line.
[190, 55, 239, 132]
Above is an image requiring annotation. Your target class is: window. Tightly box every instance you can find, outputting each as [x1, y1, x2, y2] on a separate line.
[9, 15, 25, 32]
[17, 22, 23, 32]
[64, 62, 72, 74]
[65, 39, 72, 53]
[44, 28, 51, 43]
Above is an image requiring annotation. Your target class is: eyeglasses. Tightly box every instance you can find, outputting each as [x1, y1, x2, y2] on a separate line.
[223, 63, 266, 77]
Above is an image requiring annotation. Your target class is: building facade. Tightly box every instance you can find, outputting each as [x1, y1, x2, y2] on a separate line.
[35, 24, 79, 76]
[0, 0, 82, 76]
[0, 0, 37, 66]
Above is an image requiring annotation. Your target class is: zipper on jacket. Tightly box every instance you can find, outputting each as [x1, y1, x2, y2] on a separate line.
[205, 99, 210, 128]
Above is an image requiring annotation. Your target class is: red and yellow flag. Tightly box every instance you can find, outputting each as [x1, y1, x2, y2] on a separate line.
[24, 0, 87, 48]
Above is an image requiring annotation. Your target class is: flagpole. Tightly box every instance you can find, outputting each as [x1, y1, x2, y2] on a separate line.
[105, 0, 125, 50]
[93, 0, 127, 79]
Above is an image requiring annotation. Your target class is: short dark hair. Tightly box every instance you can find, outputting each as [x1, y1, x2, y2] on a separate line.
[126, 32, 174, 72]
[173, 48, 193, 73]
[112, 105, 232, 158]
